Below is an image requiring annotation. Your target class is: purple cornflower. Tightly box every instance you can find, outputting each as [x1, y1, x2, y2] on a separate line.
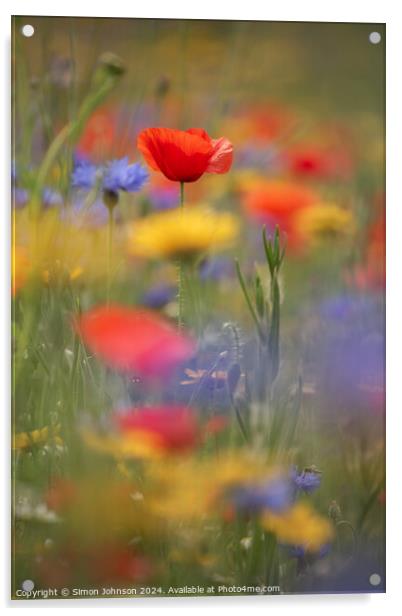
[42, 187, 63, 207]
[13, 188, 29, 207]
[293, 470, 322, 494]
[311, 294, 384, 414]
[287, 543, 331, 559]
[229, 476, 294, 514]
[199, 257, 233, 281]
[72, 156, 149, 195]
[319, 294, 378, 323]
[103, 157, 149, 193]
[140, 284, 176, 309]
[72, 159, 98, 189]
[12, 186, 62, 209]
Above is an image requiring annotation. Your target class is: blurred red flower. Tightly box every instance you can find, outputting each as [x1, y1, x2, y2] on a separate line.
[46, 478, 77, 512]
[137, 127, 233, 182]
[37, 544, 153, 587]
[116, 406, 200, 453]
[75, 305, 195, 379]
[346, 199, 385, 291]
[229, 103, 295, 143]
[204, 415, 229, 435]
[36, 551, 74, 588]
[88, 545, 153, 584]
[76, 107, 134, 161]
[284, 144, 354, 180]
[242, 180, 319, 249]
[247, 104, 295, 141]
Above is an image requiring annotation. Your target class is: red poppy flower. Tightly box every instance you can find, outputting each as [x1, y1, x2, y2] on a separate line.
[46, 479, 77, 512]
[345, 204, 385, 291]
[115, 406, 200, 453]
[242, 181, 319, 251]
[75, 305, 195, 379]
[37, 545, 153, 587]
[243, 180, 316, 237]
[284, 144, 354, 180]
[76, 109, 117, 161]
[137, 127, 233, 183]
[76, 107, 134, 161]
[88, 545, 153, 584]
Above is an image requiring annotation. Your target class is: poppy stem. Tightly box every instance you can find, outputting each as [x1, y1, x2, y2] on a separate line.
[177, 182, 185, 329]
[180, 181, 184, 209]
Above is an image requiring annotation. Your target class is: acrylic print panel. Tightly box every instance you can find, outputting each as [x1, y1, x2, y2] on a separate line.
[11, 16, 385, 600]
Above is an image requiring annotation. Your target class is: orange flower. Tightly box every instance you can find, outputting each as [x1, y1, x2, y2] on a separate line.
[12, 246, 29, 296]
[242, 180, 319, 248]
[75, 305, 195, 379]
[137, 127, 233, 183]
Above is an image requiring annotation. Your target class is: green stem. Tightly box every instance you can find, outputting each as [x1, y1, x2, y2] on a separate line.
[30, 58, 124, 216]
[177, 182, 185, 330]
[235, 259, 265, 340]
[107, 207, 114, 305]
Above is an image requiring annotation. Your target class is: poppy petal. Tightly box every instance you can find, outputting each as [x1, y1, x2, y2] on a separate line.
[116, 406, 200, 452]
[206, 137, 234, 174]
[137, 127, 213, 182]
[137, 127, 233, 182]
[186, 127, 211, 143]
[75, 305, 195, 378]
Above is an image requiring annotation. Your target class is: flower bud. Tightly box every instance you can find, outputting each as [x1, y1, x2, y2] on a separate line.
[328, 500, 342, 522]
[103, 189, 119, 210]
[98, 52, 125, 77]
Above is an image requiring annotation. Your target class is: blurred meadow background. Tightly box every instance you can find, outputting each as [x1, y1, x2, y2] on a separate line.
[12, 17, 385, 598]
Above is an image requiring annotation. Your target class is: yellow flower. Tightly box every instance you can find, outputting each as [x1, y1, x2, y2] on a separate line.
[295, 203, 355, 242]
[261, 502, 334, 552]
[13, 424, 62, 450]
[232, 170, 269, 193]
[80, 428, 167, 460]
[127, 206, 239, 261]
[51, 477, 159, 541]
[144, 454, 283, 522]
[14, 209, 126, 285]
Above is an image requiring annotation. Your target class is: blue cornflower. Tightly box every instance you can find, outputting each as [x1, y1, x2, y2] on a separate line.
[292, 469, 322, 494]
[312, 294, 384, 413]
[140, 284, 176, 309]
[72, 159, 98, 189]
[229, 477, 294, 514]
[103, 157, 149, 192]
[13, 188, 29, 207]
[12, 186, 63, 209]
[319, 294, 377, 322]
[72, 157, 149, 195]
[199, 257, 233, 281]
[43, 187, 63, 207]
[287, 544, 331, 559]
